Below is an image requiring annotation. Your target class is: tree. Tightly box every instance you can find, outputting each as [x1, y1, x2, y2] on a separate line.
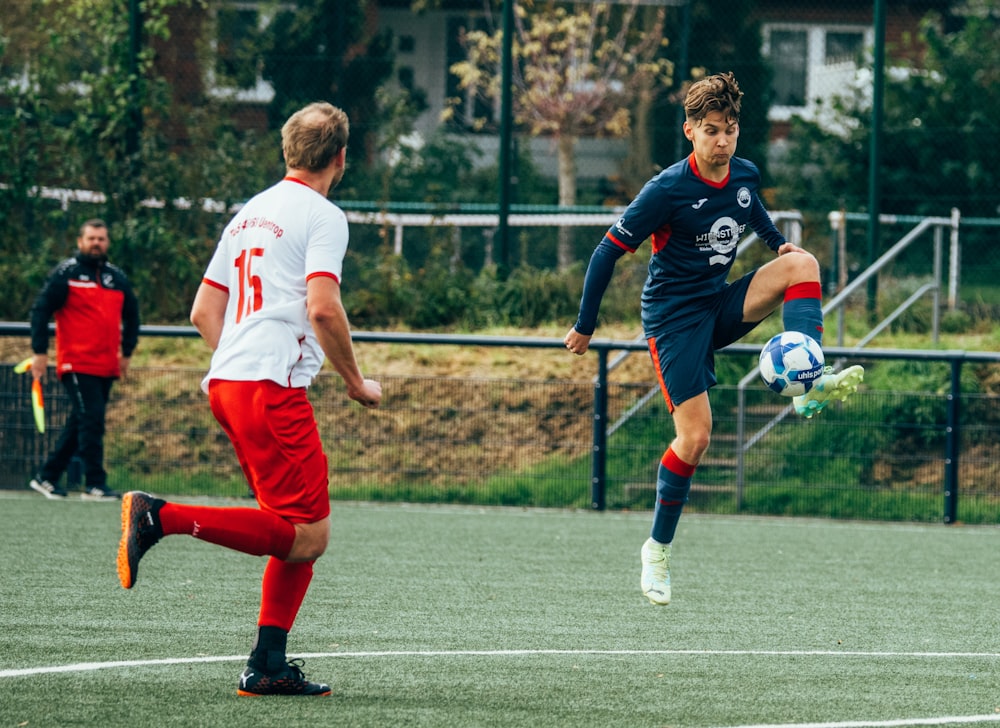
[774, 0, 1000, 218]
[448, 0, 672, 270]
[674, 0, 771, 175]
[0, 0, 189, 318]
[0, 0, 177, 215]
[262, 0, 396, 171]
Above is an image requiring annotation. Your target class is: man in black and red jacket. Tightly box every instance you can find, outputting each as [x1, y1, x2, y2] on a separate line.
[28, 218, 140, 500]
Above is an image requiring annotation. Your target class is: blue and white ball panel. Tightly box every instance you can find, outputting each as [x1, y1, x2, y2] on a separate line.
[758, 331, 825, 397]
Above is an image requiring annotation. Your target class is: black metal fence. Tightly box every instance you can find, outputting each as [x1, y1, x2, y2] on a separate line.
[3, 325, 998, 524]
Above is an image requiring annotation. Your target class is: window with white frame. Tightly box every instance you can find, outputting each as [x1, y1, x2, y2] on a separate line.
[207, 1, 280, 103]
[763, 23, 870, 122]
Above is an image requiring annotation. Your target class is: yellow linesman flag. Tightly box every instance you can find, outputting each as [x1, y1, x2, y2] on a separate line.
[31, 379, 45, 434]
[14, 357, 45, 433]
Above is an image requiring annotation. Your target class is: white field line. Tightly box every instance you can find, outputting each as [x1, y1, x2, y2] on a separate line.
[728, 716, 1000, 728]
[3, 647, 1000, 678]
[3, 649, 999, 728]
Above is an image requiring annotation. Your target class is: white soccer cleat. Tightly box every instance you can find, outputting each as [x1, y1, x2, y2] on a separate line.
[640, 537, 672, 606]
[793, 365, 865, 419]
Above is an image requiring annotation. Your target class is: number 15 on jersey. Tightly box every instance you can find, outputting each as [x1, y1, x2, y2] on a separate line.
[234, 248, 264, 323]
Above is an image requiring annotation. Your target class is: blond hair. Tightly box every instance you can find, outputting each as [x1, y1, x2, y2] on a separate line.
[683, 72, 743, 124]
[281, 102, 350, 172]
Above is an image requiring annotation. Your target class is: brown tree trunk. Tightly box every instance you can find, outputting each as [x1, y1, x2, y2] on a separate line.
[557, 133, 577, 272]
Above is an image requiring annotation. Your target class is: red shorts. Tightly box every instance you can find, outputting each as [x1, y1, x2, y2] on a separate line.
[208, 379, 330, 524]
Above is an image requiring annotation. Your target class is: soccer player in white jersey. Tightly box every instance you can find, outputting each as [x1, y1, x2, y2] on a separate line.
[116, 102, 381, 696]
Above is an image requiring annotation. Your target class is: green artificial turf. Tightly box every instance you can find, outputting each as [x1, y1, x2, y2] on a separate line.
[1, 492, 999, 727]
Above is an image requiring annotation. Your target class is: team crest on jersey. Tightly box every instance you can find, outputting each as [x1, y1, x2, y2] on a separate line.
[736, 187, 752, 208]
[102, 273, 114, 288]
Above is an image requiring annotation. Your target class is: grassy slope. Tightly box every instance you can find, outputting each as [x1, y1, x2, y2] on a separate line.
[5, 319, 999, 380]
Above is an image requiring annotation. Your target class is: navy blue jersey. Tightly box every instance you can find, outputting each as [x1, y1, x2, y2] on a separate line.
[574, 153, 785, 335]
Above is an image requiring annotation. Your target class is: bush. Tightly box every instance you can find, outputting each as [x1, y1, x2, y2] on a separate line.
[488, 266, 579, 328]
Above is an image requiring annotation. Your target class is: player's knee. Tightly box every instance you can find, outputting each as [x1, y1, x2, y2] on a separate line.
[287, 521, 330, 562]
[676, 432, 710, 462]
[785, 250, 820, 281]
[299, 544, 328, 561]
[286, 540, 327, 562]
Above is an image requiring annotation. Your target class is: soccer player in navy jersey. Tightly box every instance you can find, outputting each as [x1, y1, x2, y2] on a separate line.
[564, 72, 863, 605]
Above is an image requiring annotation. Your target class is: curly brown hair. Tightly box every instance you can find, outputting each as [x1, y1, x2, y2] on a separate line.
[683, 72, 743, 124]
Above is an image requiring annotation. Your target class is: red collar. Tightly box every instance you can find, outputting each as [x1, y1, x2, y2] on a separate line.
[688, 153, 730, 188]
[282, 176, 312, 189]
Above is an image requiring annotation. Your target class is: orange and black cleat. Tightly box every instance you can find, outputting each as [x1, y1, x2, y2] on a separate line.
[117, 491, 164, 589]
[237, 658, 331, 696]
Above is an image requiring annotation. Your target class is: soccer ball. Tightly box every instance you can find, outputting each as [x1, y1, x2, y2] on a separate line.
[758, 331, 825, 397]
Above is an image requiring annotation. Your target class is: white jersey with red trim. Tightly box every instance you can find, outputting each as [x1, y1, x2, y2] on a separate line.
[201, 177, 349, 391]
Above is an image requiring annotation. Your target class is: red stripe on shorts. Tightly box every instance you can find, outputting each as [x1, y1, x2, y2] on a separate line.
[647, 337, 675, 414]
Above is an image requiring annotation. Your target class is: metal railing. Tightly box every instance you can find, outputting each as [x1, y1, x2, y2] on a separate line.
[3, 321, 997, 522]
[734, 211, 963, 510]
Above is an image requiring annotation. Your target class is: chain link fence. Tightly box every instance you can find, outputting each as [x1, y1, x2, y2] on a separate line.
[2, 335, 999, 524]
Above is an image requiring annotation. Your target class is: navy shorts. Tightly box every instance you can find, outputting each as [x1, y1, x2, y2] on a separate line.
[644, 270, 767, 412]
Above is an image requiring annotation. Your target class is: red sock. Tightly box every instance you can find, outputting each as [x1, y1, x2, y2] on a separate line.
[783, 280, 822, 303]
[159, 503, 295, 559]
[258, 558, 314, 631]
[661, 447, 696, 478]
[783, 281, 824, 343]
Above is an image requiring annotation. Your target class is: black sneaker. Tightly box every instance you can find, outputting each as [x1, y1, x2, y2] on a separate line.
[29, 477, 67, 500]
[82, 484, 122, 502]
[116, 491, 165, 589]
[237, 658, 331, 697]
